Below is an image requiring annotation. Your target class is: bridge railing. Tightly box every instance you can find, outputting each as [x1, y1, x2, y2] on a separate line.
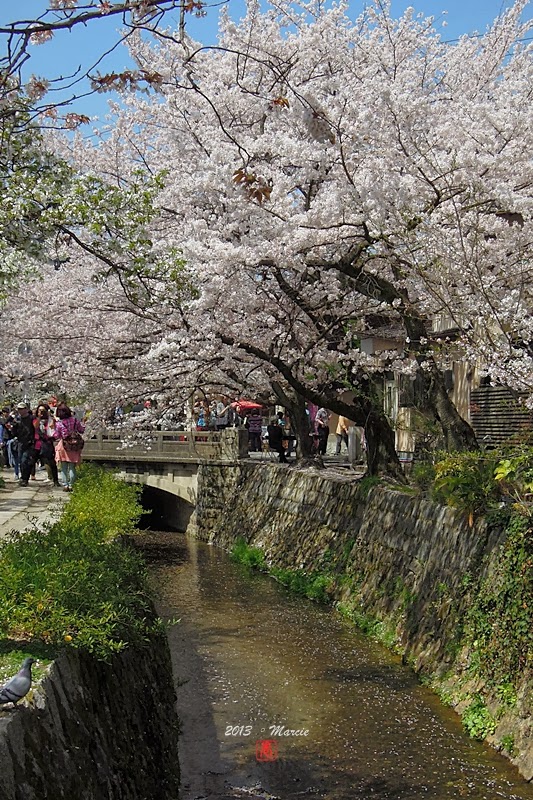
[83, 428, 249, 463]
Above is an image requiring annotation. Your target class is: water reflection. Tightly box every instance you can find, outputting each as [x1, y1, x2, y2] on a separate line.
[137, 532, 533, 800]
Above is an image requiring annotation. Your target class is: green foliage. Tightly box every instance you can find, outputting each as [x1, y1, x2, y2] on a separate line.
[462, 694, 497, 740]
[60, 463, 144, 539]
[357, 475, 382, 498]
[463, 513, 532, 690]
[230, 537, 266, 569]
[500, 734, 517, 756]
[496, 682, 517, 709]
[337, 602, 397, 648]
[432, 451, 501, 520]
[0, 466, 160, 660]
[270, 567, 333, 603]
[494, 446, 533, 515]
[412, 443, 533, 524]
[229, 538, 333, 603]
[410, 461, 436, 492]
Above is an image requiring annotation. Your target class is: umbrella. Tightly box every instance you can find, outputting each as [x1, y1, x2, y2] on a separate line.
[231, 399, 264, 412]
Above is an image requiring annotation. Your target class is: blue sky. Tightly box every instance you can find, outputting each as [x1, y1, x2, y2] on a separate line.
[2, 1, 531, 122]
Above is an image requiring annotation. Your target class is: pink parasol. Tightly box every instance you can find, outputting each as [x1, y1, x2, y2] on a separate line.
[231, 399, 264, 411]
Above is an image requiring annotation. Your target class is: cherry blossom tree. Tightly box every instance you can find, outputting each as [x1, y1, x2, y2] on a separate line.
[3, 0, 533, 475]
[82, 0, 531, 467]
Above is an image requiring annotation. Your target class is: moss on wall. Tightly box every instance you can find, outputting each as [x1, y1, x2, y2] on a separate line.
[196, 461, 532, 781]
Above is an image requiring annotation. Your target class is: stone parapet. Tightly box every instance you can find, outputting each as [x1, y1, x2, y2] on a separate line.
[0, 637, 180, 800]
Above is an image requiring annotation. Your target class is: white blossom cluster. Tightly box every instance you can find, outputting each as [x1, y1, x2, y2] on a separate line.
[2, 0, 533, 423]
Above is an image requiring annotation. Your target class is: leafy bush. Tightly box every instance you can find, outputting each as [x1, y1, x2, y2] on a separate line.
[60, 463, 144, 540]
[410, 461, 436, 492]
[270, 567, 333, 603]
[462, 694, 497, 740]
[494, 445, 533, 514]
[413, 443, 533, 524]
[431, 451, 501, 522]
[229, 538, 333, 603]
[0, 466, 160, 660]
[357, 475, 381, 498]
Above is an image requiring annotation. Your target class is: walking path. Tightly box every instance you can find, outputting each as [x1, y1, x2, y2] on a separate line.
[0, 470, 68, 539]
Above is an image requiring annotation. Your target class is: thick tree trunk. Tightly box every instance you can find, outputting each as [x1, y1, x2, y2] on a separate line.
[271, 383, 314, 459]
[427, 367, 478, 450]
[360, 404, 405, 479]
[271, 380, 404, 477]
[403, 319, 478, 451]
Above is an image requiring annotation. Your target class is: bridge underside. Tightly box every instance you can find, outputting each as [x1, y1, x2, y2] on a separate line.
[95, 461, 199, 504]
[141, 484, 194, 532]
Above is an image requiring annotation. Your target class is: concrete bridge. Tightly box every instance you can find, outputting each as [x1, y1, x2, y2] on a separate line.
[83, 428, 248, 529]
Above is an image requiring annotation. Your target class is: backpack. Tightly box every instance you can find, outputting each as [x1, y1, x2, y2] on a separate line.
[63, 430, 85, 452]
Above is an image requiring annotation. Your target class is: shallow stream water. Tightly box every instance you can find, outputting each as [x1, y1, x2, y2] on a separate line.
[137, 531, 533, 800]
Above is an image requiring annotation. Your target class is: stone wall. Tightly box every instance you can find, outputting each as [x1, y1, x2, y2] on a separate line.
[195, 461, 532, 781]
[0, 636, 180, 800]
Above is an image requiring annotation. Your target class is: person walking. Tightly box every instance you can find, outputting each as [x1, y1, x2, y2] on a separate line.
[1, 408, 19, 478]
[35, 403, 60, 487]
[267, 418, 289, 463]
[215, 398, 230, 431]
[246, 408, 263, 452]
[53, 403, 85, 491]
[335, 415, 351, 455]
[12, 402, 37, 487]
[315, 407, 330, 456]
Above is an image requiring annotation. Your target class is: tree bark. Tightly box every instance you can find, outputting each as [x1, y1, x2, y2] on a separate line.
[271, 382, 314, 459]
[425, 364, 478, 450]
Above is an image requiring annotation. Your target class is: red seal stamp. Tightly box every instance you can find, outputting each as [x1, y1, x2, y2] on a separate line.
[255, 739, 278, 762]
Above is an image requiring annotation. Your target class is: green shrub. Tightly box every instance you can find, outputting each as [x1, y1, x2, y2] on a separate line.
[357, 475, 381, 498]
[500, 734, 517, 756]
[230, 538, 333, 603]
[270, 567, 333, 603]
[432, 451, 501, 522]
[463, 512, 532, 690]
[230, 537, 266, 569]
[411, 461, 436, 492]
[0, 466, 160, 660]
[60, 463, 144, 540]
[494, 446, 533, 514]
[462, 694, 497, 740]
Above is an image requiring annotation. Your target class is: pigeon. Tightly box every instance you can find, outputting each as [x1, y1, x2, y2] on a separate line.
[0, 658, 35, 708]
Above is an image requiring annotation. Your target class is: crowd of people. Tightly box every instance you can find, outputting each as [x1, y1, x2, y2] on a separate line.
[0, 401, 85, 491]
[0, 393, 358, 491]
[191, 400, 356, 464]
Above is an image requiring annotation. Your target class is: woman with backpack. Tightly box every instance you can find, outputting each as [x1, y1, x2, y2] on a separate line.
[53, 403, 85, 492]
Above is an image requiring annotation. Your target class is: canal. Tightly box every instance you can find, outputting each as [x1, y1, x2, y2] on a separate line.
[137, 531, 533, 800]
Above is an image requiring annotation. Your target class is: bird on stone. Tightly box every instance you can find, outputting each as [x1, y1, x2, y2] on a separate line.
[0, 658, 35, 708]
